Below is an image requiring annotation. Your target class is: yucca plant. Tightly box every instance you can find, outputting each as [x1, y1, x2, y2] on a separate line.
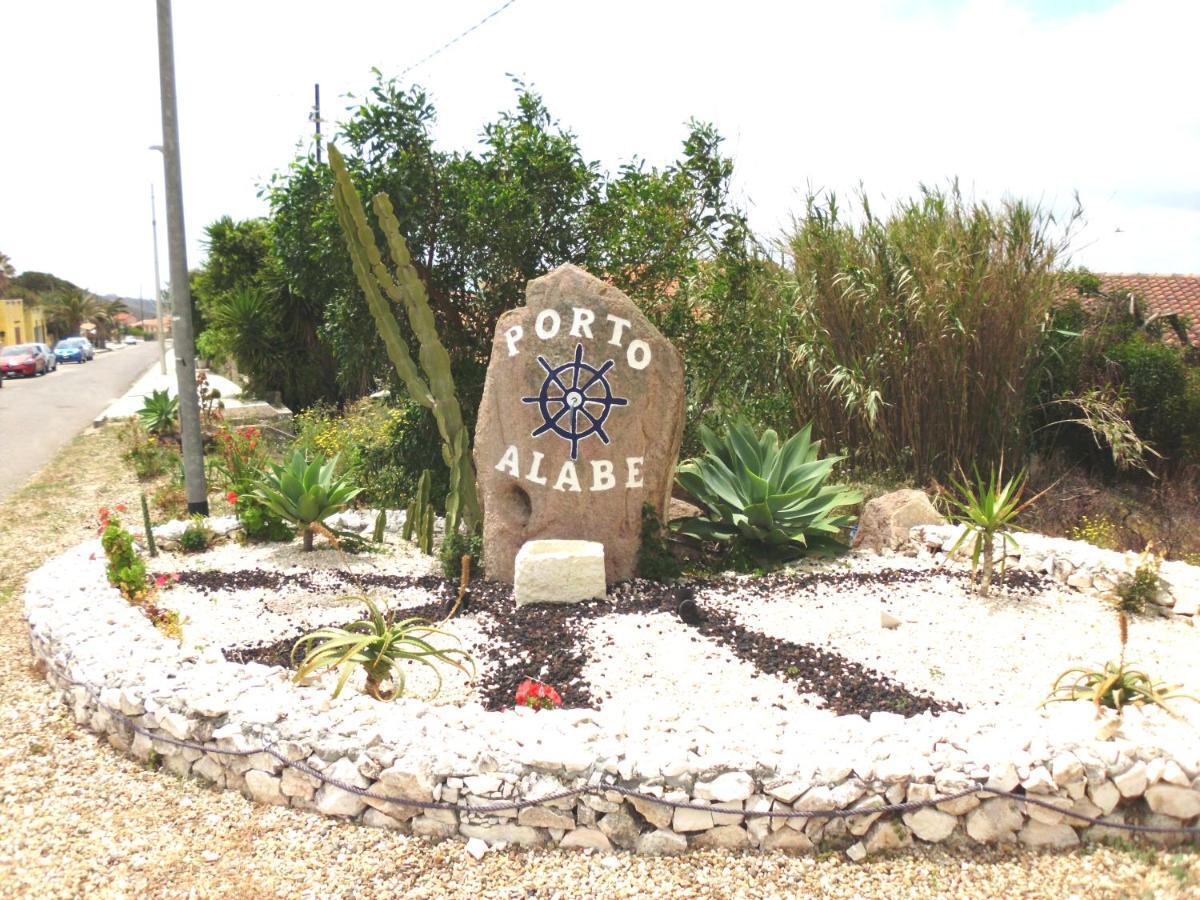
[1044, 612, 1196, 716]
[138, 389, 179, 437]
[291, 596, 474, 701]
[945, 464, 1045, 597]
[248, 450, 362, 551]
[673, 419, 861, 562]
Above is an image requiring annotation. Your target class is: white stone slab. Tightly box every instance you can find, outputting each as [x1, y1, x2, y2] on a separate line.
[514, 540, 606, 607]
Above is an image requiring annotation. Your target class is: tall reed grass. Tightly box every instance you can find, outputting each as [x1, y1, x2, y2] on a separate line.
[776, 184, 1075, 480]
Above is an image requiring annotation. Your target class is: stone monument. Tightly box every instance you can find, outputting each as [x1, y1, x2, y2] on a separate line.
[473, 264, 685, 583]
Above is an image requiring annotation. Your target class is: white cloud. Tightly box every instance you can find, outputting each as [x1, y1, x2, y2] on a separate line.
[0, 0, 1196, 297]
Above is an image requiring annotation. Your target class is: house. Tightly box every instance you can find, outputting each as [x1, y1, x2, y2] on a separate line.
[1087, 273, 1200, 345]
[134, 316, 173, 335]
[1, 297, 48, 347]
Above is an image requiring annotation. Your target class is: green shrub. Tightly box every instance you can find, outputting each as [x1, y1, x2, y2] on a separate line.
[178, 516, 212, 553]
[637, 504, 682, 582]
[236, 496, 293, 543]
[673, 419, 861, 563]
[294, 399, 447, 510]
[100, 514, 147, 601]
[439, 528, 483, 580]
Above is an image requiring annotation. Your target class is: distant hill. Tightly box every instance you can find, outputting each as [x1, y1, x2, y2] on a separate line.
[9, 273, 160, 319]
[100, 294, 159, 319]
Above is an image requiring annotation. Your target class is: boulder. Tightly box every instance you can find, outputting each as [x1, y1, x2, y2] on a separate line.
[852, 489, 945, 553]
[474, 264, 686, 583]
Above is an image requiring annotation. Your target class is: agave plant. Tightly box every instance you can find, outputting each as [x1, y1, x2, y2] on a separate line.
[291, 596, 474, 700]
[673, 419, 861, 561]
[945, 464, 1045, 597]
[138, 389, 179, 437]
[248, 450, 363, 550]
[1044, 661, 1196, 717]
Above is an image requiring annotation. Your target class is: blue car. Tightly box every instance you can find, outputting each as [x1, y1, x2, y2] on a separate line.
[54, 337, 94, 363]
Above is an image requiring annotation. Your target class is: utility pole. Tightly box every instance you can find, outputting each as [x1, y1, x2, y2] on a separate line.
[155, 0, 208, 515]
[150, 182, 167, 375]
[312, 83, 322, 163]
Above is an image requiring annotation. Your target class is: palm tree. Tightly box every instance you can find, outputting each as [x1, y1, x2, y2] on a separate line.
[44, 288, 99, 338]
[92, 298, 129, 347]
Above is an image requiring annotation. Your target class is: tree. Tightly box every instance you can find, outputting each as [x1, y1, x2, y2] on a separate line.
[0, 252, 14, 297]
[92, 298, 128, 346]
[250, 74, 745, 419]
[43, 287, 99, 338]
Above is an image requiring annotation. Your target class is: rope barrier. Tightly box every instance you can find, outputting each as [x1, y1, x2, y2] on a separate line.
[85, 692, 1200, 838]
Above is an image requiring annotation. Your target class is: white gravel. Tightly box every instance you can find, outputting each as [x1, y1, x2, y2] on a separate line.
[140, 530, 1199, 731]
[705, 554, 1199, 719]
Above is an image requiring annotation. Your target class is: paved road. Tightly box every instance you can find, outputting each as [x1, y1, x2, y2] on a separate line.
[0, 342, 163, 502]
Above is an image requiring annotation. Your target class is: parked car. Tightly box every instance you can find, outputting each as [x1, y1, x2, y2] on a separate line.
[122, 334, 139, 345]
[34, 343, 58, 373]
[0, 343, 51, 377]
[54, 336, 94, 363]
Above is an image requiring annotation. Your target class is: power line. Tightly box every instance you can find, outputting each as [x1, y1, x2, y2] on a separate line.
[398, 0, 518, 78]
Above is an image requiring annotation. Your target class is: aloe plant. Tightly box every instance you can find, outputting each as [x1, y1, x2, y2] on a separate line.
[328, 144, 479, 540]
[248, 450, 363, 551]
[673, 419, 862, 561]
[291, 596, 474, 701]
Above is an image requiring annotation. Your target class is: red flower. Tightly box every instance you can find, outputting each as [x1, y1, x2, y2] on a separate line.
[98, 507, 109, 519]
[226, 491, 239, 503]
[155, 574, 168, 588]
[515, 678, 562, 711]
[115, 503, 127, 512]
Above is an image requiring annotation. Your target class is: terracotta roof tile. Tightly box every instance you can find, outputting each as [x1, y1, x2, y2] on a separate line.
[1093, 273, 1200, 344]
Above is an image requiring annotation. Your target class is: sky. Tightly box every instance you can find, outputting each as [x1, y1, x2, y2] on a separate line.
[1, 0, 1197, 300]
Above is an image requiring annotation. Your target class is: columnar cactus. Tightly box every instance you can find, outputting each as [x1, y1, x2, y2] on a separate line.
[328, 144, 481, 536]
[402, 470, 435, 555]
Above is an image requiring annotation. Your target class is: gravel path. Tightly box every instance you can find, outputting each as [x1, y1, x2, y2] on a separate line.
[0, 427, 1198, 898]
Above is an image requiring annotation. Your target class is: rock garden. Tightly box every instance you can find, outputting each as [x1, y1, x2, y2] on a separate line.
[23, 239, 1200, 859]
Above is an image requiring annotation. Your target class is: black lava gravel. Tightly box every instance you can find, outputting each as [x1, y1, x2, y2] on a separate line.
[218, 565, 980, 718]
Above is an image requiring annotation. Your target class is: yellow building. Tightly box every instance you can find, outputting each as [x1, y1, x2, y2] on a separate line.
[1, 297, 49, 347]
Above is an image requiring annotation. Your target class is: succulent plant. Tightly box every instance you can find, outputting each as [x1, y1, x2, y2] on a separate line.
[673, 419, 861, 561]
[328, 144, 479, 541]
[291, 596, 474, 701]
[248, 450, 363, 551]
[138, 389, 179, 437]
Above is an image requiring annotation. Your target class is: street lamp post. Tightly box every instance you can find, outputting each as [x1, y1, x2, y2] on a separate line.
[149, 179, 167, 375]
[155, 0, 208, 515]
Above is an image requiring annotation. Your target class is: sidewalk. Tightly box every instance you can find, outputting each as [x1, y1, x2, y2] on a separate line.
[93, 348, 284, 425]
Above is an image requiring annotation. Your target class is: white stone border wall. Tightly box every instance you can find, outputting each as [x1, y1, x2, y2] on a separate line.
[912, 525, 1200, 620]
[23, 542, 1200, 856]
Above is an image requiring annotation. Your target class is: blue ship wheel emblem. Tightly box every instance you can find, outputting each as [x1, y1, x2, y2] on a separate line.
[522, 343, 629, 460]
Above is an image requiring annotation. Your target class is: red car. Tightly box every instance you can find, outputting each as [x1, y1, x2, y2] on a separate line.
[0, 343, 51, 378]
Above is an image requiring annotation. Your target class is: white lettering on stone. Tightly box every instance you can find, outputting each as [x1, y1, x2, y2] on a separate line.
[496, 445, 520, 477]
[569, 307, 595, 339]
[626, 339, 652, 370]
[527, 450, 548, 485]
[606, 314, 631, 347]
[504, 324, 524, 357]
[590, 460, 615, 491]
[553, 460, 582, 492]
[626, 456, 644, 488]
[535, 309, 561, 340]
